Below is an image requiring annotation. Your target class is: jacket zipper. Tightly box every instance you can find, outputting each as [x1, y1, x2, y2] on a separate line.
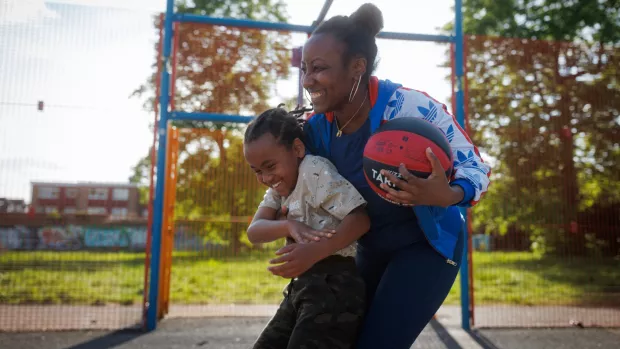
[413, 208, 458, 267]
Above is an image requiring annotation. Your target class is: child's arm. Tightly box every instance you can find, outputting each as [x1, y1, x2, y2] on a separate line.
[311, 206, 370, 260]
[247, 196, 336, 244]
[310, 159, 371, 255]
[268, 207, 369, 278]
[246, 206, 291, 244]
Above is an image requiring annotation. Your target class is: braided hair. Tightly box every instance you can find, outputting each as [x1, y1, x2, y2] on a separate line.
[244, 104, 313, 149]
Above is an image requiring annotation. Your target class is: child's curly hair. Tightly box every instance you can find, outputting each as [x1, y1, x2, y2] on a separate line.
[244, 104, 313, 149]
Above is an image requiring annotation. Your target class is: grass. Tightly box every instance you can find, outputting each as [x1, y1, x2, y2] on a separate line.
[466, 252, 620, 306]
[168, 251, 288, 304]
[0, 250, 618, 307]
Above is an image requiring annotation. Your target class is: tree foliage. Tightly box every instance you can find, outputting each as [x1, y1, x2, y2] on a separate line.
[451, 0, 620, 255]
[131, 0, 292, 253]
[172, 128, 267, 253]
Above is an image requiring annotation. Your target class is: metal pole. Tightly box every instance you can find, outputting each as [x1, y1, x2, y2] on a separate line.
[142, 12, 165, 330]
[146, 0, 174, 332]
[311, 0, 333, 28]
[172, 13, 453, 42]
[170, 112, 254, 123]
[454, 0, 471, 332]
[463, 36, 475, 329]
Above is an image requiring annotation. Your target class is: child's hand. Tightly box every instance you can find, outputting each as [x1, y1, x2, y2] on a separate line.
[287, 220, 336, 244]
[268, 243, 323, 278]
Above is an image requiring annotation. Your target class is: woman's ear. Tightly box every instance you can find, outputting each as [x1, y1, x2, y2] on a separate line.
[293, 138, 306, 158]
[351, 56, 368, 79]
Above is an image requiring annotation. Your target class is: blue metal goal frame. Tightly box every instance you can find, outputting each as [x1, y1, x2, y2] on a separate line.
[147, 0, 469, 332]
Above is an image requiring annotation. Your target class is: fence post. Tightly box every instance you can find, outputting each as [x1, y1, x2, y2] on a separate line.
[158, 125, 179, 319]
[147, 0, 174, 332]
[454, 0, 471, 332]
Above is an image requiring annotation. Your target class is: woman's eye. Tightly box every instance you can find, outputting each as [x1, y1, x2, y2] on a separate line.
[266, 163, 275, 170]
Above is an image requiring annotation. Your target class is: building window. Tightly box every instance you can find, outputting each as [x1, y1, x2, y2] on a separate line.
[1, 202, 24, 213]
[38, 187, 60, 199]
[112, 188, 129, 201]
[88, 188, 108, 200]
[64, 207, 77, 214]
[65, 188, 78, 198]
[87, 207, 107, 215]
[111, 207, 128, 217]
[44, 206, 58, 214]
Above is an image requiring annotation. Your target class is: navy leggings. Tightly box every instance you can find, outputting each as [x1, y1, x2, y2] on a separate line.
[354, 233, 464, 349]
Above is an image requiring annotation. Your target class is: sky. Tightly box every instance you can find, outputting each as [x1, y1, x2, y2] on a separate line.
[0, 0, 456, 202]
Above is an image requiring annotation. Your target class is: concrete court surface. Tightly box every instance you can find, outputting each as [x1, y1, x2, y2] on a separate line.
[2, 317, 620, 349]
[0, 316, 481, 349]
[1, 305, 618, 349]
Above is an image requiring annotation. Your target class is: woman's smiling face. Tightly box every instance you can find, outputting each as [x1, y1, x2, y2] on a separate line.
[301, 33, 358, 114]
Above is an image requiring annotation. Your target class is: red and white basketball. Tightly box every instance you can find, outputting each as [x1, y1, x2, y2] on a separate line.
[363, 117, 453, 205]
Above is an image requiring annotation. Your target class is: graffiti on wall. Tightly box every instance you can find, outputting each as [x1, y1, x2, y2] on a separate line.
[83, 227, 146, 248]
[38, 226, 83, 250]
[0, 225, 147, 251]
[1, 225, 227, 251]
[0, 226, 29, 250]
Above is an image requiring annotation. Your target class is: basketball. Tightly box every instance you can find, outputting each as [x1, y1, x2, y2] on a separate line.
[363, 117, 453, 205]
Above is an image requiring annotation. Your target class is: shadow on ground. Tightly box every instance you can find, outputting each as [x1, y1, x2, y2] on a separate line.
[2, 317, 619, 349]
[1, 317, 468, 349]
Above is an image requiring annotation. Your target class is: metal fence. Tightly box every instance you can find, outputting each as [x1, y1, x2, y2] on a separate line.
[0, 2, 158, 331]
[159, 126, 289, 318]
[465, 35, 620, 328]
[155, 19, 458, 318]
[2, 0, 618, 334]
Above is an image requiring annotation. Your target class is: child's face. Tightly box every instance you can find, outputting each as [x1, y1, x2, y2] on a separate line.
[244, 133, 305, 197]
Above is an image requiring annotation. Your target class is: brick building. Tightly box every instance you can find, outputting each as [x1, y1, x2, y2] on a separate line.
[30, 182, 143, 218]
[0, 198, 27, 213]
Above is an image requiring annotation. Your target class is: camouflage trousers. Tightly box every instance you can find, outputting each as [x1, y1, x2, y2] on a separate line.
[253, 255, 366, 349]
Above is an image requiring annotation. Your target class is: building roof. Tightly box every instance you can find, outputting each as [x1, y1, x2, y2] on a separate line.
[31, 181, 139, 188]
[0, 198, 27, 204]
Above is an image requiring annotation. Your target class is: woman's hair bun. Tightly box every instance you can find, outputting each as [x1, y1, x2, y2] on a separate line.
[349, 3, 384, 37]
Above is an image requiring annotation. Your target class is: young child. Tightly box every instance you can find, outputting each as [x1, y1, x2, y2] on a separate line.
[243, 104, 371, 349]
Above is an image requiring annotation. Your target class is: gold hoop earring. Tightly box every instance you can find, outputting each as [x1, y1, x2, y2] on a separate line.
[304, 88, 313, 107]
[348, 76, 362, 103]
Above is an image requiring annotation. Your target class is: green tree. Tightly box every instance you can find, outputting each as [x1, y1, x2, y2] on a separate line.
[131, 0, 292, 253]
[173, 128, 267, 254]
[133, 0, 290, 117]
[128, 148, 151, 206]
[449, 0, 620, 255]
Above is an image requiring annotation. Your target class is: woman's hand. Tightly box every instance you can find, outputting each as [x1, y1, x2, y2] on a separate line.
[268, 243, 325, 278]
[287, 220, 336, 244]
[379, 147, 464, 207]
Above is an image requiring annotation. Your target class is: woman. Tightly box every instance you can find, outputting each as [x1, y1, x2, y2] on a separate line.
[267, 3, 491, 348]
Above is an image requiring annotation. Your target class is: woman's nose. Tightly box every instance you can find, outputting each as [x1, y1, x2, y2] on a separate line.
[302, 71, 314, 90]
